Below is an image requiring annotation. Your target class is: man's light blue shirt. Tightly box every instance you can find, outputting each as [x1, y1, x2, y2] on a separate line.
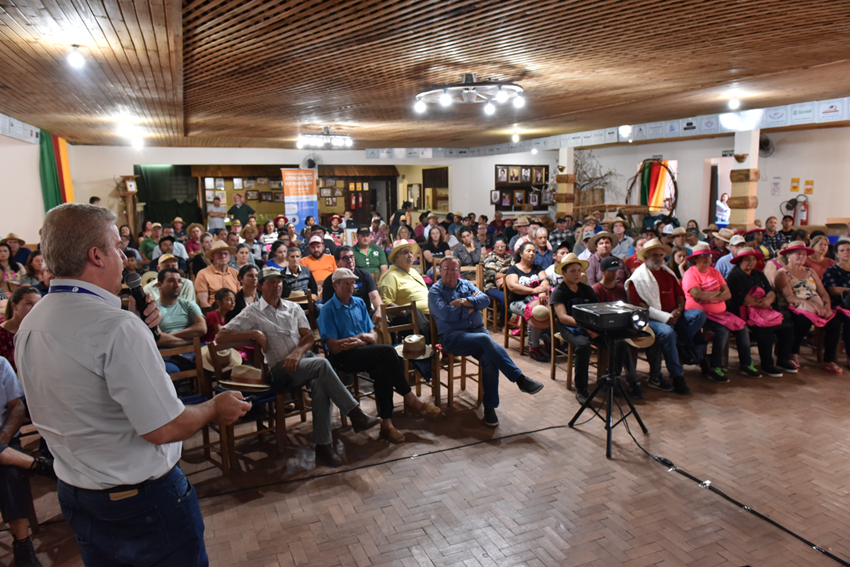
[429, 279, 490, 334]
[318, 295, 373, 350]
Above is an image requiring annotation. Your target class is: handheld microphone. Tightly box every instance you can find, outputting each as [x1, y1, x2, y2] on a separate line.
[124, 272, 161, 342]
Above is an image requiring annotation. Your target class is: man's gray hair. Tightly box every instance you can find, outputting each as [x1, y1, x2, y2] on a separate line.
[530, 226, 548, 240]
[42, 203, 117, 278]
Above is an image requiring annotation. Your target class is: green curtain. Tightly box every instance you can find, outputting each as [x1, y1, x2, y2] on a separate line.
[134, 165, 202, 225]
[38, 129, 62, 212]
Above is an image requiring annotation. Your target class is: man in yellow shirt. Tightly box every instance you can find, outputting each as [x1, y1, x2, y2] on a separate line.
[300, 235, 338, 286]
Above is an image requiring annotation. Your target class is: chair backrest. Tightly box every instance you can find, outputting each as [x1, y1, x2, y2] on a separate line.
[207, 337, 267, 383]
[285, 292, 318, 329]
[378, 301, 419, 344]
[160, 337, 211, 398]
[475, 263, 485, 290]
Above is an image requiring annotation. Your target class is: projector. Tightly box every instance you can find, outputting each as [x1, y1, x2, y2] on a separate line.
[572, 301, 649, 333]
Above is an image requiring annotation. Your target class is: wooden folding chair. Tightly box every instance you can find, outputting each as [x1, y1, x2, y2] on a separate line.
[429, 315, 483, 408]
[285, 292, 326, 356]
[476, 264, 499, 332]
[378, 301, 439, 406]
[207, 338, 306, 475]
[502, 279, 526, 355]
[547, 307, 607, 391]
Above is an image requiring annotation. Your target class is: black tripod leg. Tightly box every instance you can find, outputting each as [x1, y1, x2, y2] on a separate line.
[606, 381, 614, 458]
[568, 379, 604, 427]
[618, 382, 649, 434]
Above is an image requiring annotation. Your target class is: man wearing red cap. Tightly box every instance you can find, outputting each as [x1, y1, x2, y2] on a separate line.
[301, 236, 338, 287]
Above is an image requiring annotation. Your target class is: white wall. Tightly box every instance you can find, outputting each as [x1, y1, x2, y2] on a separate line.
[0, 135, 44, 243]
[67, 145, 555, 222]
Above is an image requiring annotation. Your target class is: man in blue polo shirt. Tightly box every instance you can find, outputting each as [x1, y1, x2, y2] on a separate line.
[428, 256, 543, 427]
[318, 268, 440, 443]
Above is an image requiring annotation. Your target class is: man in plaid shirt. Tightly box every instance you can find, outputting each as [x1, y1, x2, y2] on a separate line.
[549, 216, 575, 251]
[761, 216, 787, 256]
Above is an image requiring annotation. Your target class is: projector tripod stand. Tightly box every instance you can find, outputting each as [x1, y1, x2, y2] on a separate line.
[568, 332, 648, 458]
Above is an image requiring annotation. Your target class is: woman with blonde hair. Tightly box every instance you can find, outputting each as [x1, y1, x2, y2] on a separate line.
[804, 235, 835, 280]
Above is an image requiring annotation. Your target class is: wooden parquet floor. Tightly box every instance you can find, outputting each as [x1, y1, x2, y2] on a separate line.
[7, 331, 850, 567]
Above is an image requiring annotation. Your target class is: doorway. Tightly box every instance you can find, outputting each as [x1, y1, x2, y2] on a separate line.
[371, 180, 389, 221]
[703, 157, 734, 226]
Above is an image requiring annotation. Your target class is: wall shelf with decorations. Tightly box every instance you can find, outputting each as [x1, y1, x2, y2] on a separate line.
[492, 164, 553, 212]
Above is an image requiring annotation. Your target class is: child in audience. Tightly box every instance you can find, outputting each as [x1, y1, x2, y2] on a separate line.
[202, 288, 235, 344]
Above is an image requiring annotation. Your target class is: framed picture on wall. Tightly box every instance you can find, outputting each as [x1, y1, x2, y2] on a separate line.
[541, 190, 554, 205]
[274, 192, 285, 202]
[257, 178, 269, 186]
[204, 177, 215, 190]
[215, 191, 226, 202]
[270, 180, 282, 190]
[501, 193, 511, 206]
[326, 198, 337, 206]
[215, 178, 225, 189]
[333, 187, 343, 196]
[509, 167, 520, 183]
[320, 188, 332, 197]
[514, 190, 524, 205]
[245, 190, 259, 201]
[533, 167, 545, 184]
[244, 179, 255, 188]
[496, 167, 508, 183]
[259, 192, 272, 202]
[521, 168, 531, 183]
[205, 190, 215, 202]
[362, 182, 369, 191]
[233, 178, 243, 189]
[529, 192, 539, 207]
[490, 190, 500, 204]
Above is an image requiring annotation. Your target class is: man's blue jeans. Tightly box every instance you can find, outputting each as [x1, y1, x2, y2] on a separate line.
[647, 309, 706, 378]
[440, 326, 523, 409]
[58, 466, 208, 567]
[703, 319, 752, 368]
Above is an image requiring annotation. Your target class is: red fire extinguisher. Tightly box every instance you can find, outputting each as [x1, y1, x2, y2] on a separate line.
[794, 195, 809, 226]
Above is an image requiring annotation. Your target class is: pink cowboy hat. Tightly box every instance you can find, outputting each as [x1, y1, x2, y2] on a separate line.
[779, 240, 814, 256]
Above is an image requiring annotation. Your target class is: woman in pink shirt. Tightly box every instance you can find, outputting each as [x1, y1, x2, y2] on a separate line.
[682, 243, 761, 381]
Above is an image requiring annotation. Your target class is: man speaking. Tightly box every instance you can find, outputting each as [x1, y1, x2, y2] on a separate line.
[15, 204, 249, 566]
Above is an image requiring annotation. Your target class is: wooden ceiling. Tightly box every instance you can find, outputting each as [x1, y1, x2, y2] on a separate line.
[1, 0, 849, 148]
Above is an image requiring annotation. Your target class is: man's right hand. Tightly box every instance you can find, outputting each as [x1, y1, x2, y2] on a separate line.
[211, 391, 251, 425]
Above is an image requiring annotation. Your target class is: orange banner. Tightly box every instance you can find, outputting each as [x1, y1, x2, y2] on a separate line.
[281, 168, 318, 231]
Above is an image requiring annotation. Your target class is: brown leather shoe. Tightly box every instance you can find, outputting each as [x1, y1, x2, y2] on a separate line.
[411, 402, 441, 418]
[315, 444, 343, 468]
[379, 427, 405, 443]
[347, 406, 380, 433]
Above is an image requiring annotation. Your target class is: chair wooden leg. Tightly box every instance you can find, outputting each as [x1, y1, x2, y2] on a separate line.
[202, 426, 211, 460]
[567, 344, 574, 391]
[447, 354, 454, 407]
[460, 358, 467, 391]
[520, 324, 526, 356]
[219, 425, 232, 477]
[476, 364, 484, 408]
[275, 395, 286, 447]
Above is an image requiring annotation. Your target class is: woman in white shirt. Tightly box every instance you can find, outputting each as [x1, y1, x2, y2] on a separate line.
[716, 192, 731, 228]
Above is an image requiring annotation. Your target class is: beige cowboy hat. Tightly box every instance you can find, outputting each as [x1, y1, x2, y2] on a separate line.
[140, 271, 158, 287]
[686, 242, 712, 260]
[702, 224, 719, 235]
[588, 231, 615, 252]
[0, 233, 25, 246]
[513, 215, 530, 227]
[287, 290, 306, 299]
[171, 216, 184, 225]
[526, 300, 551, 331]
[609, 216, 630, 228]
[713, 228, 736, 243]
[670, 227, 688, 237]
[218, 365, 270, 392]
[554, 253, 589, 275]
[186, 222, 205, 235]
[200, 345, 243, 373]
[204, 239, 237, 259]
[394, 334, 433, 360]
[387, 240, 420, 263]
[638, 238, 672, 261]
[626, 325, 656, 349]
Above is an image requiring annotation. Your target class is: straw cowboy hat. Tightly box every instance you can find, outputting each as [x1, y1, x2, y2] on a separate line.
[387, 240, 420, 263]
[779, 241, 814, 256]
[670, 227, 688, 237]
[702, 224, 719, 235]
[218, 365, 270, 392]
[513, 215, 530, 227]
[686, 242, 712, 260]
[638, 238, 672, 261]
[609, 216, 630, 228]
[713, 228, 736, 243]
[204, 239, 237, 259]
[526, 300, 551, 331]
[554, 253, 589, 275]
[171, 216, 184, 225]
[626, 326, 656, 349]
[588, 231, 615, 253]
[186, 222, 205, 235]
[730, 247, 763, 265]
[140, 271, 158, 287]
[201, 345, 243, 373]
[0, 233, 25, 246]
[394, 335, 433, 360]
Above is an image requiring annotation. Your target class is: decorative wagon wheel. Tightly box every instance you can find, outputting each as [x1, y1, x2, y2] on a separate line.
[625, 159, 679, 214]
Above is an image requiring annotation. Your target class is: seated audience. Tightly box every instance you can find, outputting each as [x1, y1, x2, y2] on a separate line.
[0, 357, 56, 567]
[301, 236, 338, 287]
[423, 225, 451, 276]
[1, 233, 30, 266]
[300, 225, 337, 258]
[218, 267, 380, 467]
[353, 225, 389, 280]
[395, 224, 416, 247]
[530, 227, 553, 269]
[626, 238, 705, 395]
[327, 215, 344, 244]
[550, 254, 600, 404]
[743, 226, 772, 260]
[370, 217, 388, 249]
[0, 286, 40, 371]
[805, 235, 835, 280]
[379, 241, 430, 315]
[572, 226, 595, 259]
[823, 239, 850, 368]
[453, 227, 483, 278]
[228, 264, 261, 323]
[284, 222, 302, 246]
[144, 254, 196, 302]
[194, 240, 240, 309]
[667, 245, 689, 280]
[241, 226, 265, 263]
[682, 243, 760, 381]
[265, 240, 288, 270]
[261, 220, 278, 246]
[151, 224, 188, 260]
[0, 243, 24, 293]
[322, 246, 383, 323]
[624, 236, 647, 272]
[171, 216, 186, 241]
[610, 217, 634, 259]
[226, 231, 240, 249]
[202, 288, 235, 344]
[430, 256, 543, 427]
[155, 268, 207, 374]
[507, 216, 530, 251]
[762, 216, 787, 254]
[137, 219, 153, 246]
[489, 211, 505, 235]
[229, 243, 258, 272]
[19, 251, 49, 294]
[501, 218, 516, 242]
[506, 242, 550, 362]
[281, 246, 319, 301]
[545, 242, 571, 288]
[710, 228, 734, 267]
[184, 223, 205, 257]
[414, 213, 429, 240]
[714, 234, 746, 278]
[422, 212, 441, 240]
[189, 232, 215, 278]
[140, 222, 164, 260]
[726, 247, 796, 376]
[148, 236, 187, 273]
[482, 237, 513, 324]
[586, 231, 631, 287]
[549, 216, 574, 251]
[774, 241, 844, 375]
[778, 215, 795, 241]
[320, 268, 440, 443]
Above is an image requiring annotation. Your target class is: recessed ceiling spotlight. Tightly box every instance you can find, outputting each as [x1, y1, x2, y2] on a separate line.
[511, 132, 520, 143]
[131, 137, 144, 149]
[484, 102, 495, 115]
[531, 148, 538, 154]
[728, 98, 741, 110]
[618, 125, 632, 138]
[512, 96, 525, 108]
[67, 45, 85, 69]
[439, 91, 452, 107]
[414, 100, 426, 113]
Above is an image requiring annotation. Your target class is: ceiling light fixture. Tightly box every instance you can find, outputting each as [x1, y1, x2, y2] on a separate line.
[131, 137, 144, 149]
[414, 73, 525, 116]
[618, 125, 632, 138]
[531, 148, 538, 154]
[296, 126, 353, 149]
[728, 98, 741, 110]
[511, 132, 520, 143]
[67, 45, 85, 69]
